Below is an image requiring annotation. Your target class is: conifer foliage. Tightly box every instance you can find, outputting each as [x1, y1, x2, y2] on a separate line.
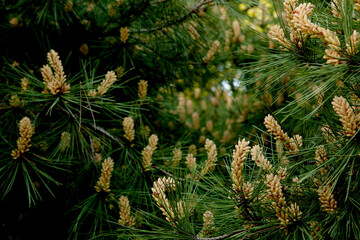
[2, 0, 360, 239]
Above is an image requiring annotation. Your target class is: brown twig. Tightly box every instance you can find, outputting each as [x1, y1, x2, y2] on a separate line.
[153, 166, 187, 181]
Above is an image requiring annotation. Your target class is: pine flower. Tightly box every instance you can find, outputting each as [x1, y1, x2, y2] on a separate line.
[64, 1, 73, 12]
[123, 117, 135, 142]
[12, 61, 20, 67]
[201, 100, 207, 110]
[116, 66, 123, 76]
[88, 90, 97, 97]
[203, 40, 221, 63]
[273, 0, 343, 64]
[171, 148, 182, 167]
[287, 203, 302, 221]
[315, 145, 328, 177]
[9, 94, 23, 108]
[277, 167, 287, 180]
[194, 88, 201, 99]
[332, 96, 360, 137]
[186, 99, 193, 115]
[275, 140, 288, 164]
[11, 117, 35, 159]
[142, 135, 158, 171]
[231, 139, 251, 192]
[264, 114, 290, 144]
[148, 134, 158, 150]
[268, 25, 291, 48]
[324, 49, 341, 65]
[92, 138, 100, 153]
[265, 174, 289, 226]
[317, 183, 337, 213]
[188, 24, 199, 40]
[289, 134, 302, 153]
[9, 17, 19, 27]
[266, 173, 286, 206]
[242, 182, 254, 200]
[201, 211, 215, 237]
[330, 0, 341, 18]
[264, 114, 301, 153]
[120, 27, 130, 43]
[80, 43, 89, 55]
[118, 195, 136, 227]
[192, 112, 199, 130]
[138, 80, 148, 99]
[60, 131, 71, 151]
[232, 20, 241, 43]
[251, 145, 273, 172]
[94, 153, 102, 163]
[185, 153, 197, 171]
[321, 125, 336, 143]
[188, 144, 197, 155]
[142, 146, 154, 171]
[97, 71, 117, 96]
[41, 49, 70, 95]
[346, 30, 360, 55]
[94, 157, 114, 193]
[206, 120, 213, 132]
[310, 221, 321, 239]
[151, 177, 183, 224]
[356, 0, 360, 12]
[200, 139, 217, 176]
[21, 77, 29, 91]
[283, 0, 298, 18]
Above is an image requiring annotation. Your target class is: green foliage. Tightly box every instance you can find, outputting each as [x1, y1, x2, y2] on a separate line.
[5, 0, 360, 239]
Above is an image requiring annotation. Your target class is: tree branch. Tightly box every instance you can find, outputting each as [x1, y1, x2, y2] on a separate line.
[129, 0, 215, 34]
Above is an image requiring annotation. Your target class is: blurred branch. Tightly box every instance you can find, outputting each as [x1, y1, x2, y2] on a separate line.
[151, 0, 170, 4]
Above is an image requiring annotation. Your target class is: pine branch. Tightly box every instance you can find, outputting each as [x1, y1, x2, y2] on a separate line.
[129, 0, 215, 33]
